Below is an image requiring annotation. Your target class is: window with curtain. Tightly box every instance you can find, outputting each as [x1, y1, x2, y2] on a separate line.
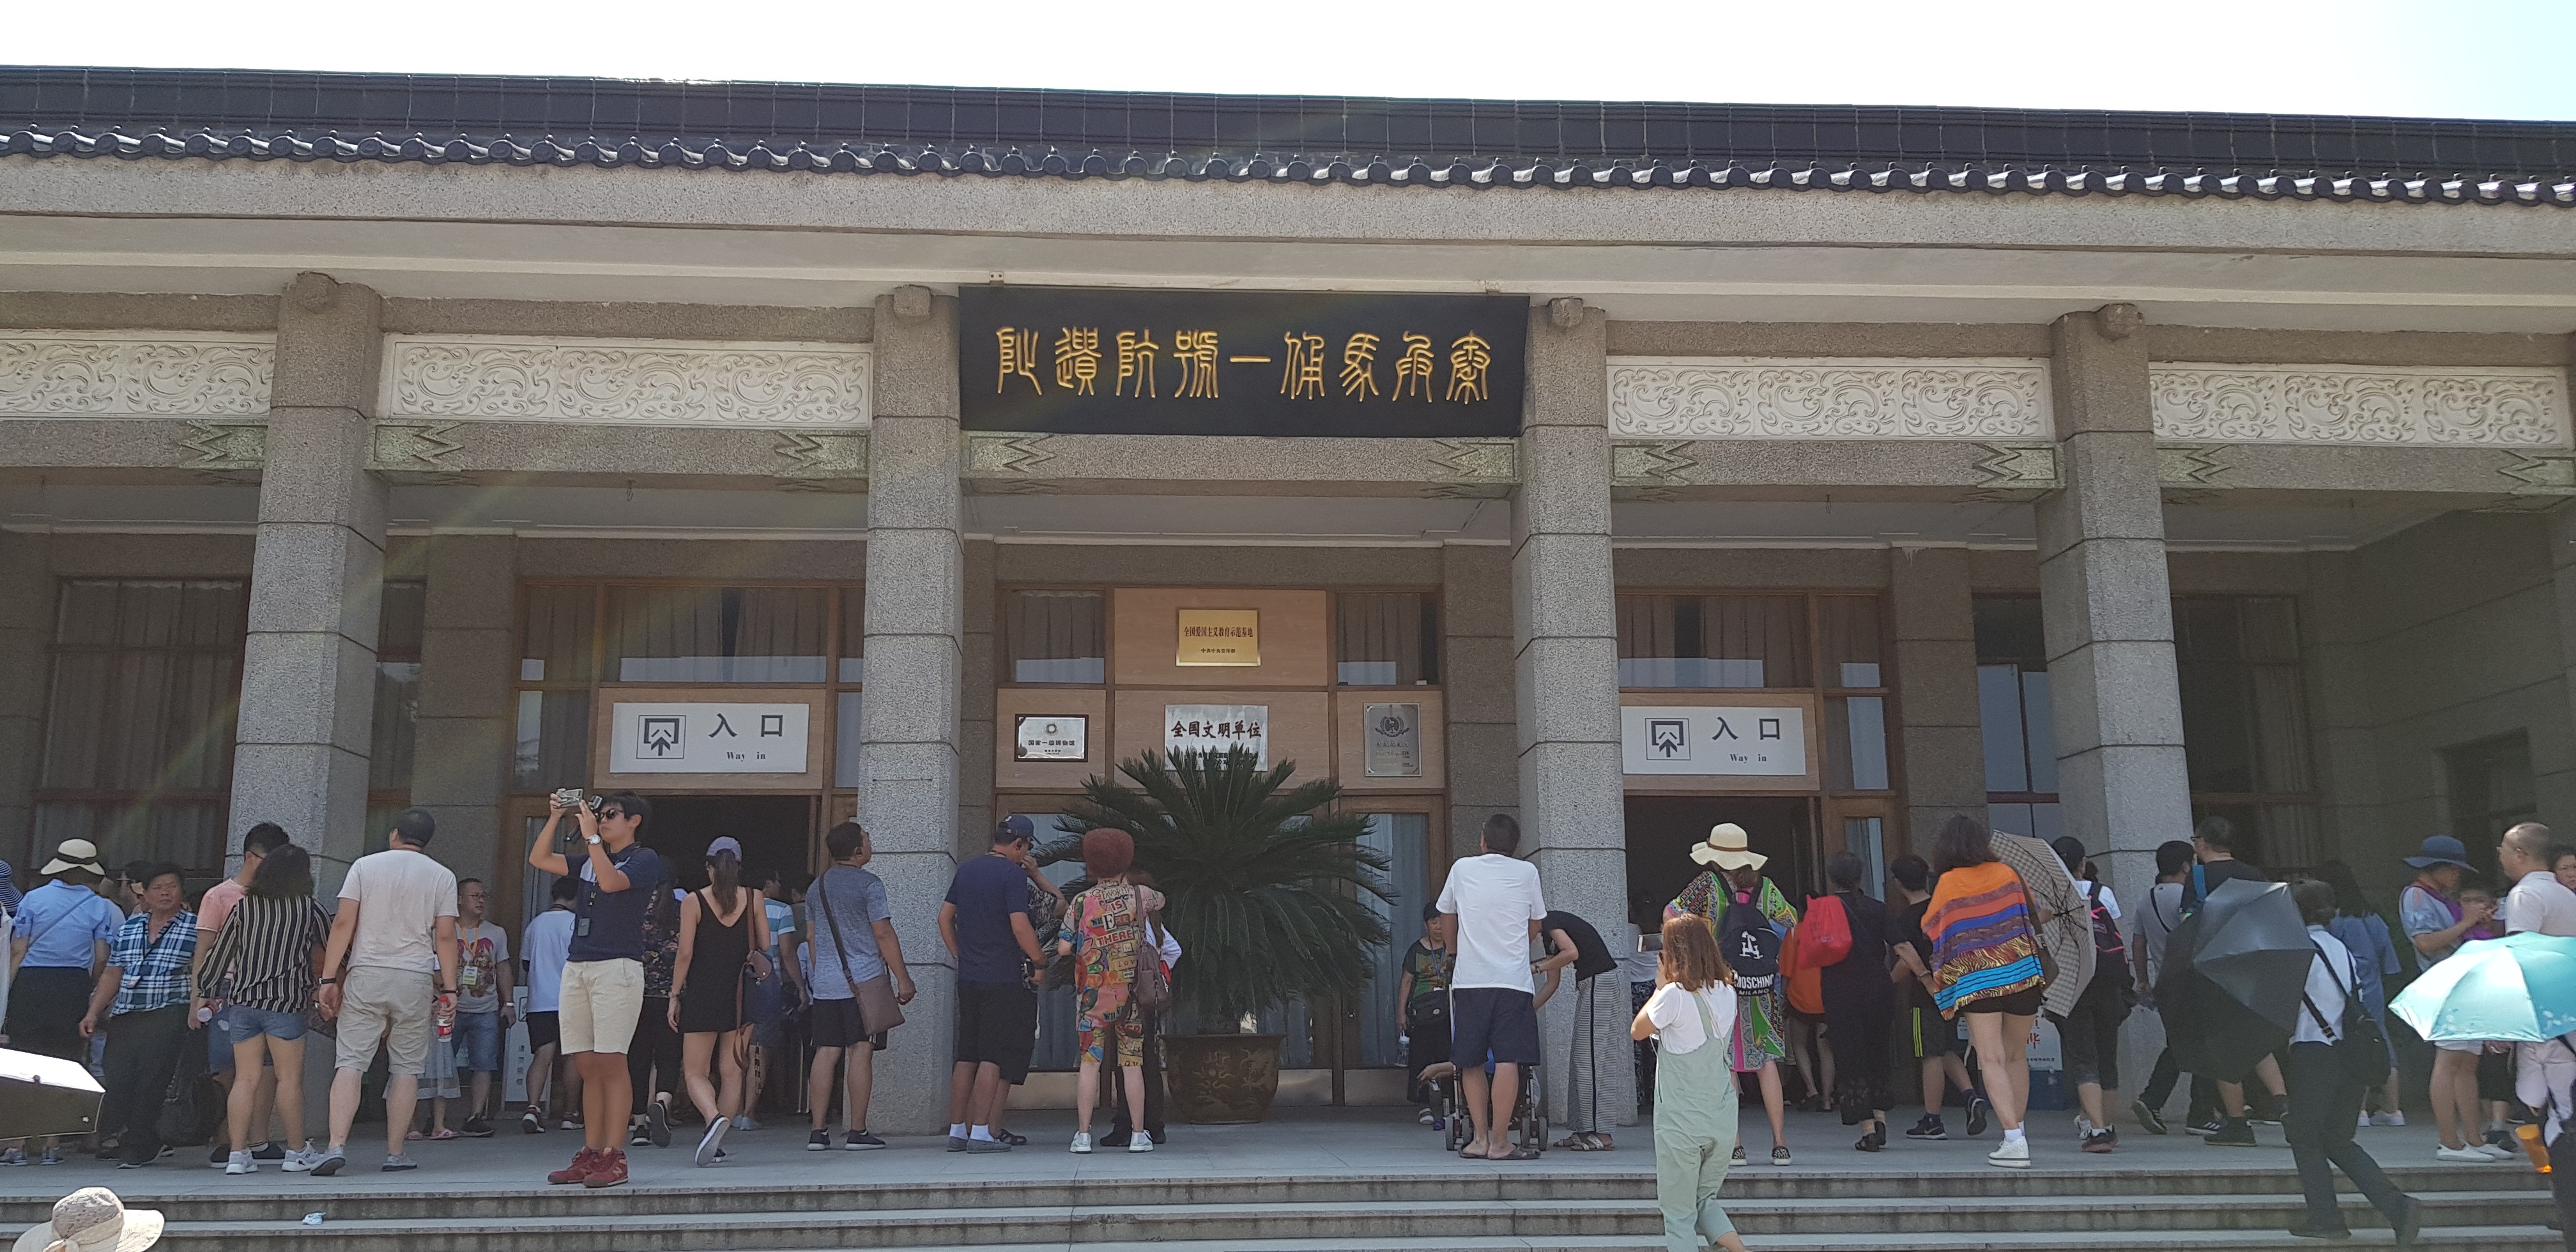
[2442, 733, 2534, 882]
[1974, 595, 2061, 843]
[33, 579, 247, 873]
[514, 585, 595, 792]
[1354, 813, 1430, 1067]
[1337, 593, 1439, 687]
[2177, 596, 2319, 869]
[1616, 594, 1808, 689]
[1820, 597, 1890, 792]
[1004, 591, 1106, 684]
[608, 586, 829, 683]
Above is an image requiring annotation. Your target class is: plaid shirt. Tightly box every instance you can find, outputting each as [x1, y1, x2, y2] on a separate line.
[107, 909, 198, 1016]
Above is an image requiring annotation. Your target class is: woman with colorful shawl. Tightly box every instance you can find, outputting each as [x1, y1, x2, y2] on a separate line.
[1924, 816, 2047, 1170]
[1666, 822, 1798, 1166]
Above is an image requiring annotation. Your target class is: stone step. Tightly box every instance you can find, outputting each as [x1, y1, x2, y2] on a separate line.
[19, 1193, 2552, 1252]
[697, 1231, 2561, 1252]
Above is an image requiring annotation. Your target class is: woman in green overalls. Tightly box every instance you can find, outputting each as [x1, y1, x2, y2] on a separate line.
[1634, 914, 1751, 1252]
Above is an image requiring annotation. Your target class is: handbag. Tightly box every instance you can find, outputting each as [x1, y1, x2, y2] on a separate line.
[156, 1031, 222, 1147]
[2299, 940, 2388, 1088]
[815, 872, 904, 1035]
[1129, 887, 1172, 1014]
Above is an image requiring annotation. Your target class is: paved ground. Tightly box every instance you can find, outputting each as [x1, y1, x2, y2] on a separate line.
[0, 1106, 2501, 1198]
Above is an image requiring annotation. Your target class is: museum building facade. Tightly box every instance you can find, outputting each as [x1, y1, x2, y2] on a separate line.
[4, 67, 2575, 1126]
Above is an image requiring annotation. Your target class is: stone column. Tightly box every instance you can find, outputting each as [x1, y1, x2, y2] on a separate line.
[957, 537, 997, 862]
[229, 273, 388, 888]
[0, 531, 52, 870]
[1512, 298, 1636, 1128]
[1441, 542, 1517, 858]
[859, 286, 963, 1134]
[2304, 549, 2387, 871]
[2034, 305, 2192, 903]
[1889, 546, 1987, 848]
[410, 535, 518, 888]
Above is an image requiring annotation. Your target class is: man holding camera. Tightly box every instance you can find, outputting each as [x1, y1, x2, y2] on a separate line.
[528, 791, 666, 1189]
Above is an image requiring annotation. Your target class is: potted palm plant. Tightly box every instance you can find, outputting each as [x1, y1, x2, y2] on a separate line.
[1052, 747, 1391, 1124]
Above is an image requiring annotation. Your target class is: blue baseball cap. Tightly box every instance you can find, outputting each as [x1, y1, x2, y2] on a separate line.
[996, 815, 1035, 843]
[705, 836, 744, 859]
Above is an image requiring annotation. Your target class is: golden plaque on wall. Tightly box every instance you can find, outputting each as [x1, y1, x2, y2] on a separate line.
[1175, 609, 1261, 666]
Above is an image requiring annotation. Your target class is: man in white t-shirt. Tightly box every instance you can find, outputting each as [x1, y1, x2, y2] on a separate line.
[314, 809, 460, 1175]
[519, 877, 579, 1134]
[2505, 823, 2576, 940]
[1434, 813, 1547, 1162]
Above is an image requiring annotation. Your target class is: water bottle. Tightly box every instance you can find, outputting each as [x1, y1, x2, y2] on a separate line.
[435, 995, 456, 1042]
[2518, 1122, 2551, 1173]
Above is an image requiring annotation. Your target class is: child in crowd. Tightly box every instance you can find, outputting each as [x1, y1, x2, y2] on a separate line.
[1634, 915, 1749, 1252]
[2459, 885, 2506, 942]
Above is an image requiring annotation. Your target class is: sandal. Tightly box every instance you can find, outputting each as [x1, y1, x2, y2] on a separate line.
[404, 1130, 424, 1141]
[427, 1129, 459, 1141]
[1494, 1147, 1541, 1161]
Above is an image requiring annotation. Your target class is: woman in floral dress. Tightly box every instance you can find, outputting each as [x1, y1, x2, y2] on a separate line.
[1055, 828, 1165, 1154]
[1666, 822, 1799, 1165]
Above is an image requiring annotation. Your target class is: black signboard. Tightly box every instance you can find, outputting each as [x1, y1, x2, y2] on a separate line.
[958, 287, 1527, 438]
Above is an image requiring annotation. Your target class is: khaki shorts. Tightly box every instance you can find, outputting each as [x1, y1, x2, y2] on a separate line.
[560, 958, 645, 1055]
[337, 965, 434, 1077]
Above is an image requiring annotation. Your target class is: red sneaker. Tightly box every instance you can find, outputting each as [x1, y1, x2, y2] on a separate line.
[547, 1147, 598, 1186]
[583, 1149, 630, 1189]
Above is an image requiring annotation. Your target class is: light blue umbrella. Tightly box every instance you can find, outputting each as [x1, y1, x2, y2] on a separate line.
[2391, 932, 2576, 1042]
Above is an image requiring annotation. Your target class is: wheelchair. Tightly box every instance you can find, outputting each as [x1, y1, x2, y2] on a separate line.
[1435, 1060, 1545, 1156]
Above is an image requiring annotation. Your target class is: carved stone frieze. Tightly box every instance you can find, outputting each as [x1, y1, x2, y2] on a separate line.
[1, 332, 273, 417]
[180, 419, 266, 471]
[1424, 437, 1518, 500]
[381, 335, 871, 429]
[2150, 364, 2571, 447]
[775, 431, 870, 489]
[961, 432, 1055, 478]
[1968, 442, 2060, 500]
[372, 421, 464, 471]
[2157, 443, 2231, 487]
[1610, 441, 1695, 487]
[1606, 358, 2053, 440]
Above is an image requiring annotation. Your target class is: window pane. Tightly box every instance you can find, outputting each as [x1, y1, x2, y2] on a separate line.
[1355, 813, 1430, 1067]
[512, 689, 590, 791]
[2241, 597, 2301, 662]
[1843, 816, 1886, 901]
[2021, 669, 2057, 795]
[835, 691, 864, 788]
[1829, 696, 1890, 791]
[610, 586, 828, 683]
[1337, 593, 1438, 687]
[1819, 597, 1882, 689]
[839, 588, 865, 683]
[1972, 595, 2045, 664]
[1617, 593, 1805, 688]
[520, 585, 594, 684]
[1004, 591, 1105, 685]
[38, 579, 244, 873]
[378, 581, 427, 661]
[1978, 664, 2028, 793]
[2174, 598, 2243, 664]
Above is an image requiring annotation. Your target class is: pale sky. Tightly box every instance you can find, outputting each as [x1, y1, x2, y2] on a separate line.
[13, 0, 2576, 122]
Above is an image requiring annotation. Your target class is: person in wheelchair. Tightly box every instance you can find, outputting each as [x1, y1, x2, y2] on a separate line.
[1422, 1049, 1545, 1155]
[1397, 903, 1455, 1127]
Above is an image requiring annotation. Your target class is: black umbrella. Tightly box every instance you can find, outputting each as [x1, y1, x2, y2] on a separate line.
[2155, 879, 2313, 1078]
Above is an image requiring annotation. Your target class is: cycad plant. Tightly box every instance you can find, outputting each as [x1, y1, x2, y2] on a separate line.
[1055, 747, 1392, 1032]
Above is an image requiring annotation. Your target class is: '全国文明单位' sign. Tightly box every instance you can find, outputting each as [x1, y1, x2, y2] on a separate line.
[960, 287, 1528, 438]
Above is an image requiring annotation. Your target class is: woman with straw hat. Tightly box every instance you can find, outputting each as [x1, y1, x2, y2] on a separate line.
[12, 1189, 163, 1252]
[1665, 823, 1797, 1166]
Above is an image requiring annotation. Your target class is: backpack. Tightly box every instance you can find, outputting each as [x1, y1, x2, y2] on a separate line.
[1717, 891, 1780, 991]
[2087, 883, 2131, 989]
[1799, 894, 1853, 967]
[2300, 940, 2389, 1090]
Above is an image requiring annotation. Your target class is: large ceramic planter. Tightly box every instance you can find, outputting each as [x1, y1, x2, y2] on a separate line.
[1163, 1033, 1285, 1124]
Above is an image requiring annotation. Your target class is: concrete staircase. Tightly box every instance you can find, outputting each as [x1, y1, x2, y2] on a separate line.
[0, 1161, 2554, 1251]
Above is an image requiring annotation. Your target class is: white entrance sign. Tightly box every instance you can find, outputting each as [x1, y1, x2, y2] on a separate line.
[610, 702, 810, 774]
[1165, 703, 1268, 767]
[1015, 714, 1089, 762]
[1620, 705, 1805, 777]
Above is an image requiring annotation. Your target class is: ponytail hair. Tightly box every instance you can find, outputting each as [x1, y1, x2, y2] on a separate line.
[709, 847, 742, 913]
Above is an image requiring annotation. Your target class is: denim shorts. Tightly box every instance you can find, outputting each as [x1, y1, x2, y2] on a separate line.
[453, 1007, 503, 1074]
[220, 1004, 310, 1045]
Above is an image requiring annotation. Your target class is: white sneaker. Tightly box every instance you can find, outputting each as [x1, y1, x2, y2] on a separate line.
[1127, 1134, 1154, 1153]
[1988, 1138, 2030, 1169]
[732, 1116, 759, 1131]
[2358, 1112, 2372, 1131]
[1418, 1109, 1436, 1126]
[1070, 1132, 1094, 1154]
[693, 1117, 730, 1167]
[2372, 1111, 2406, 1127]
[224, 1152, 255, 1175]
[2074, 1115, 2092, 1140]
[2479, 1141, 2519, 1160]
[281, 1147, 319, 1174]
[2435, 1145, 2492, 1163]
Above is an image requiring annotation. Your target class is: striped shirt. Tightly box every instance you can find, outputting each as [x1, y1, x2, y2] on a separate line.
[194, 894, 330, 1014]
[106, 909, 197, 1016]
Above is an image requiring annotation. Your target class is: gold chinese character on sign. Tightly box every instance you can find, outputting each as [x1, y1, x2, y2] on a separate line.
[1173, 330, 1220, 398]
[1393, 332, 1436, 401]
[1340, 333, 1381, 401]
[996, 328, 1043, 395]
[1116, 330, 1160, 398]
[1054, 328, 1101, 395]
[1280, 332, 1326, 399]
[1446, 333, 1492, 403]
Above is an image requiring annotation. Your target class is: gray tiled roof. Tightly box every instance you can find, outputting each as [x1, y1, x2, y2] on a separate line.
[5, 66, 2573, 206]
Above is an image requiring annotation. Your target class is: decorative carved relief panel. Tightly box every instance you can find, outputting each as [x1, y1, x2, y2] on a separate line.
[380, 335, 871, 429]
[1606, 358, 2052, 440]
[2150, 364, 2570, 447]
[0, 332, 273, 416]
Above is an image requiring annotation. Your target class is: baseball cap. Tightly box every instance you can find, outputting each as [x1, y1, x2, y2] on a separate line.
[705, 836, 744, 859]
[996, 815, 1035, 843]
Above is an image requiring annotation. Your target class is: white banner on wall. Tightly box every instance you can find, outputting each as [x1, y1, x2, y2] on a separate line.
[1165, 703, 1268, 768]
[1620, 705, 1805, 777]
[609, 702, 811, 774]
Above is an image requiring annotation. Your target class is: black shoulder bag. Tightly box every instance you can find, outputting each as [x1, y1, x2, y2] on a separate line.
[2299, 939, 2389, 1089]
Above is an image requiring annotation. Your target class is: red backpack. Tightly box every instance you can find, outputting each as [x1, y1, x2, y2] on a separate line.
[1799, 893, 1854, 967]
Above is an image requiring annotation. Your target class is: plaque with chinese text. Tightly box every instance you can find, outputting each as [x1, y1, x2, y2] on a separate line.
[1014, 714, 1089, 762]
[609, 702, 811, 774]
[1174, 608, 1261, 666]
[1363, 702, 1422, 778]
[1618, 705, 1805, 777]
[960, 287, 1527, 437]
[1166, 703, 1268, 767]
